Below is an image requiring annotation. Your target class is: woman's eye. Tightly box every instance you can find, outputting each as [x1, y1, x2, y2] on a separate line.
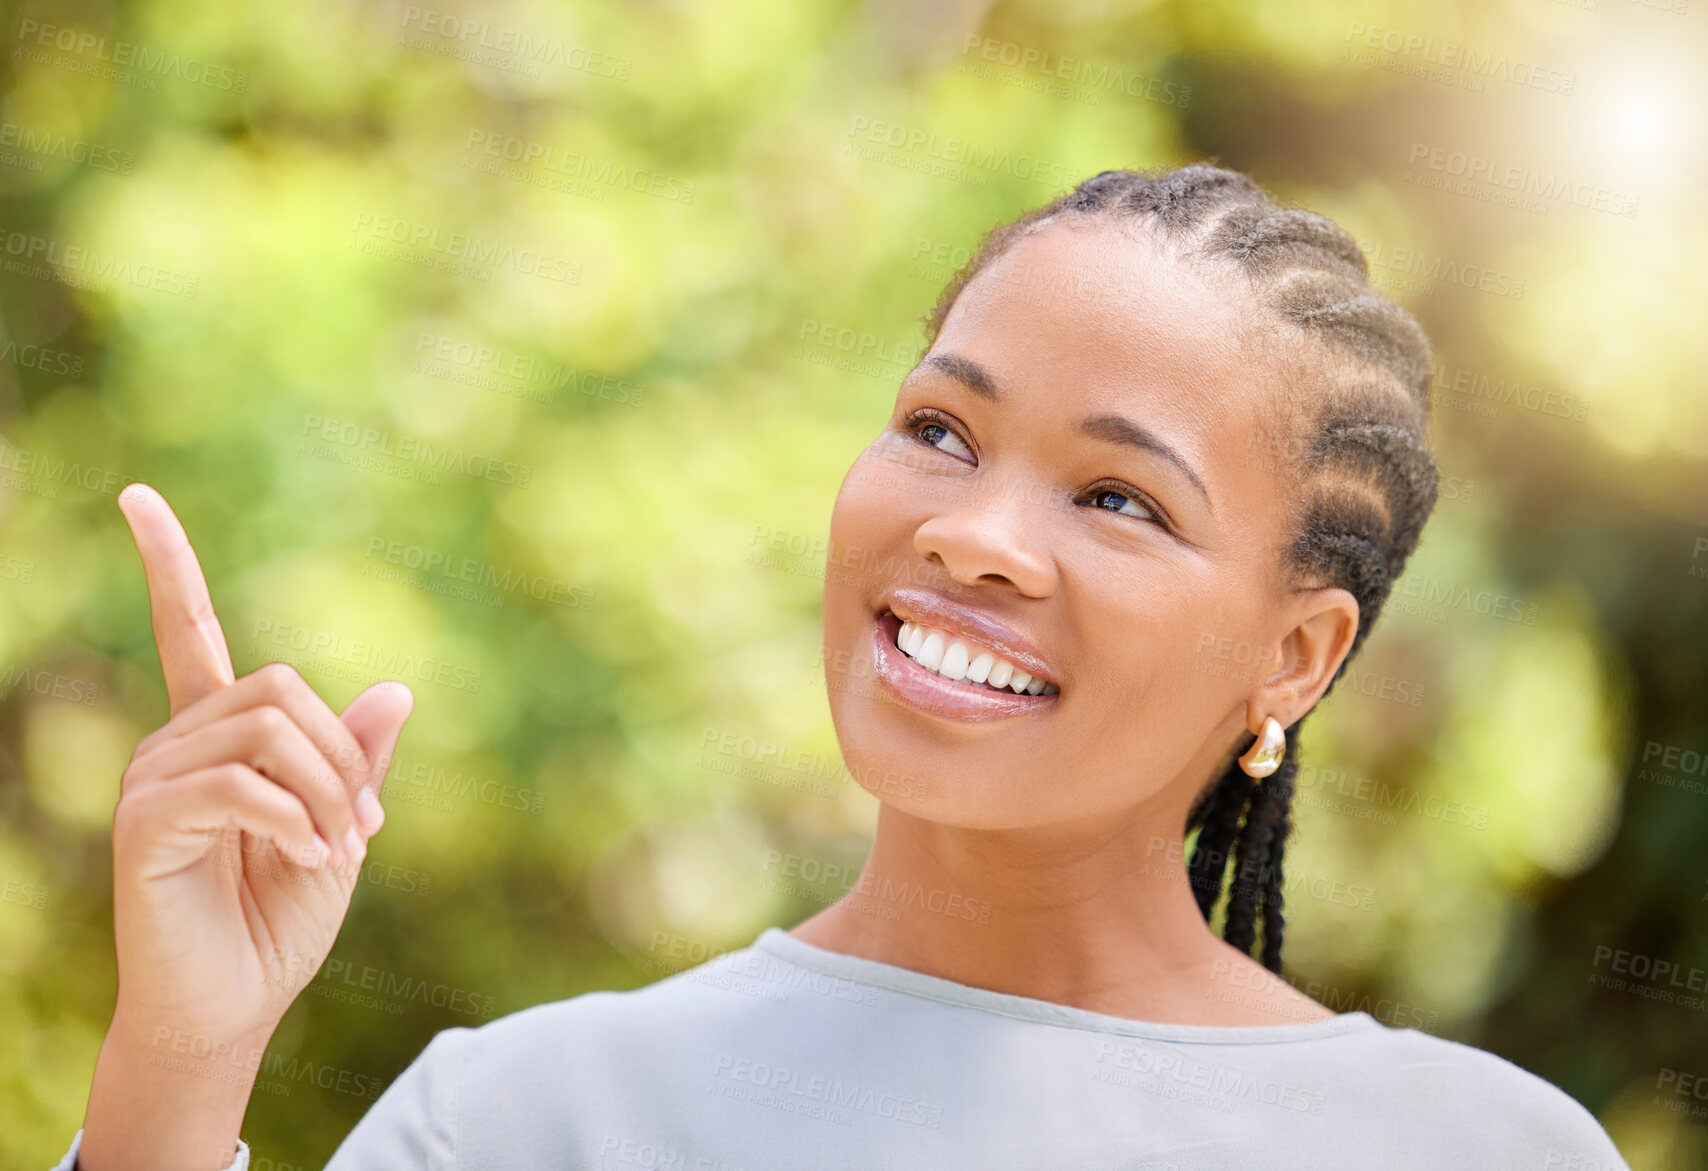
[912, 420, 975, 461]
[1087, 488, 1157, 523]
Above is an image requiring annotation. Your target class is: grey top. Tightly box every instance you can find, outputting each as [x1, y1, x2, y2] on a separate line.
[57, 927, 1631, 1170]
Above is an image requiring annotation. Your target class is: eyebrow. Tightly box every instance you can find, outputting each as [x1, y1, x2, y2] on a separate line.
[920, 351, 1003, 400]
[916, 350, 1213, 510]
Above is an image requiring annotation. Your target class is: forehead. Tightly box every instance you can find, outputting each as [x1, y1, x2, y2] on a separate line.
[932, 219, 1278, 435]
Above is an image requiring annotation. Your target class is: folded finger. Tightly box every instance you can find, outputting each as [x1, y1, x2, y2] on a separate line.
[131, 706, 369, 864]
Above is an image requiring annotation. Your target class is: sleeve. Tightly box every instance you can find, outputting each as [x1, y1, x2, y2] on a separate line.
[323, 1026, 468, 1171]
[51, 1129, 249, 1170]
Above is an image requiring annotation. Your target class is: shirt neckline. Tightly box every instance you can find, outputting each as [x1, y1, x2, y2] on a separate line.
[750, 927, 1378, 1046]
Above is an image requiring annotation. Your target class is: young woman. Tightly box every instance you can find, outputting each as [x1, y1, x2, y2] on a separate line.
[61, 165, 1630, 1170]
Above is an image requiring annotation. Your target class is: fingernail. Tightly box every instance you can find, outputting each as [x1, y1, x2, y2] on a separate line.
[343, 825, 366, 865]
[355, 787, 385, 836]
[306, 834, 332, 868]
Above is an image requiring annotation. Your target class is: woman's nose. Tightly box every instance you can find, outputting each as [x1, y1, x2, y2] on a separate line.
[912, 485, 1057, 597]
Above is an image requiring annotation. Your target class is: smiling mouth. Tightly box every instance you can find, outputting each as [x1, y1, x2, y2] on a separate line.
[878, 608, 1058, 697]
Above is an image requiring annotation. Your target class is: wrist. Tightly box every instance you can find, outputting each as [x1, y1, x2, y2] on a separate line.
[106, 1003, 278, 1068]
[79, 1009, 275, 1171]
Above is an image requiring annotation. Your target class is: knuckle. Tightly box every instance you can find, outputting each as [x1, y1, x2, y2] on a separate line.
[112, 787, 146, 834]
[185, 592, 221, 630]
[326, 738, 368, 777]
[285, 798, 316, 837]
[131, 729, 162, 763]
[249, 703, 293, 741]
[208, 761, 253, 799]
[253, 660, 302, 701]
[111, 799, 147, 855]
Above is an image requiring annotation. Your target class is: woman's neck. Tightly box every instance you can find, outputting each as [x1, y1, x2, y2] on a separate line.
[787, 801, 1336, 1027]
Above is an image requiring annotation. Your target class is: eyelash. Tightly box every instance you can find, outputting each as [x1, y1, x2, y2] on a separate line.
[899, 408, 1175, 532]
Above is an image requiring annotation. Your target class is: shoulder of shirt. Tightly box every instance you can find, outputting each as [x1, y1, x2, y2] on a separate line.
[415, 940, 797, 1062]
[1344, 1018, 1628, 1166]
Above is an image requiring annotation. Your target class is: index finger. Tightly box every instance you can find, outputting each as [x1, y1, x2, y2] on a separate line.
[117, 482, 237, 717]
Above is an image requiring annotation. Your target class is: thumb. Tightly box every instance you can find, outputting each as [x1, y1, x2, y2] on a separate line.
[340, 681, 414, 795]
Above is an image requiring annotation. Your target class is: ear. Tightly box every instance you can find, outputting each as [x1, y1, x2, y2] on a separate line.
[1248, 586, 1360, 732]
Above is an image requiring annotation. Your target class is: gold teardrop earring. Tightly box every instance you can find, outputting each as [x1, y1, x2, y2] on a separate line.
[1238, 716, 1286, 778]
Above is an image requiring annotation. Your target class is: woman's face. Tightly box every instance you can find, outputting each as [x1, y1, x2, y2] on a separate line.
[822, 218, 1346, 832]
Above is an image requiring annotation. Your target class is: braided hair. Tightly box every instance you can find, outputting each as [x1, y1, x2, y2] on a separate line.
[920, 163, 1440, 974]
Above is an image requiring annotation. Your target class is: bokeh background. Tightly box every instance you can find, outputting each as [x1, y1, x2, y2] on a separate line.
[1, 0, 1705, 1165]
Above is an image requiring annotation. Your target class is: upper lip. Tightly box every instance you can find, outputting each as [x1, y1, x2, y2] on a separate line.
[879, 586, 1058, 686]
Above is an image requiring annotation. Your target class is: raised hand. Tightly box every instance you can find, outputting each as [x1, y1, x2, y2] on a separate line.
[77, 483, 415, 1171]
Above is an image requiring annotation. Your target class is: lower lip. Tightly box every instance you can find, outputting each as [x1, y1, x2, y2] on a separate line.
[869, 611, 1057, 724]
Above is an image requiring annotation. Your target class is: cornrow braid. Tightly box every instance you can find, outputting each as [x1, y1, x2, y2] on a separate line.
[923, 164, 1439, 974]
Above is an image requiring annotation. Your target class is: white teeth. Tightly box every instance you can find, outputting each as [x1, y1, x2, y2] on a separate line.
[903, 624, 926, 657]
[939, 640, 970, 681]
[915, 631, 946, 672]
[889, 617, 1057, 697]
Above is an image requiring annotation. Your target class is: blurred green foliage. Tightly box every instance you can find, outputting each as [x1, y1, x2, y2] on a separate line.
[0, 0, 1705, 1166]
